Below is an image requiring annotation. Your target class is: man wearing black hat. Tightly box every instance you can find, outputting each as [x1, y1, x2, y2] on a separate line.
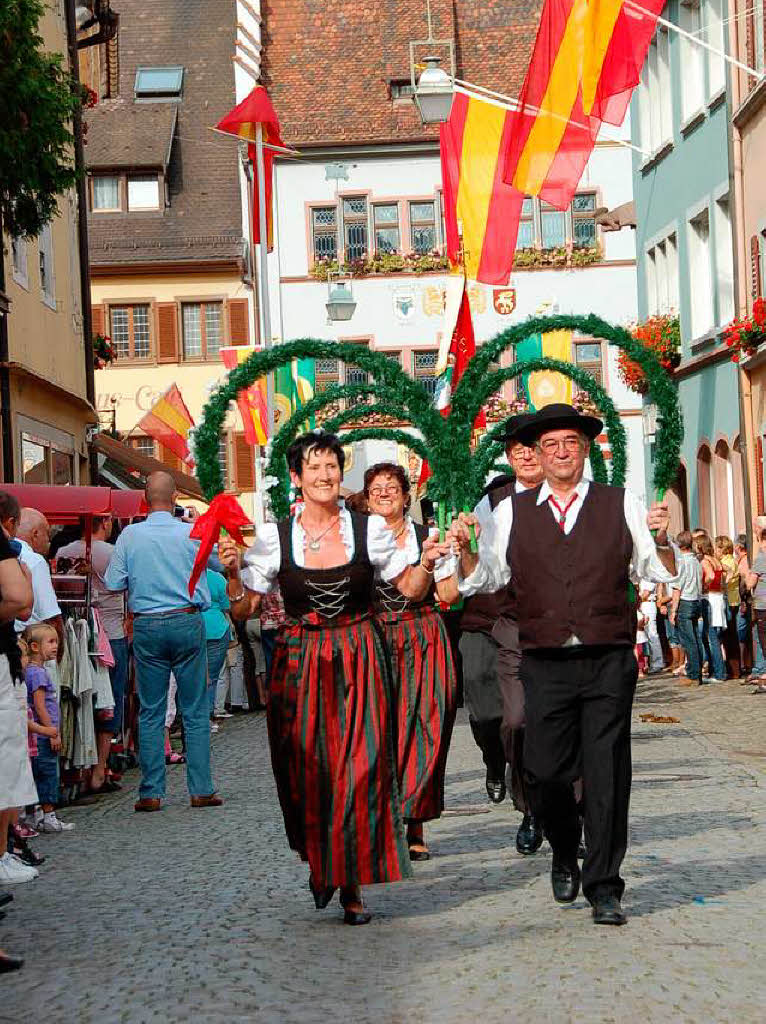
[449, 404, 676, 926]
[456, 413, 545, 855]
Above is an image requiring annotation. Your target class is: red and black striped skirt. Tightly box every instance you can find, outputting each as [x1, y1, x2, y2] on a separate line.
[376, 605, 457, 823]
[267, 610, 412, 888]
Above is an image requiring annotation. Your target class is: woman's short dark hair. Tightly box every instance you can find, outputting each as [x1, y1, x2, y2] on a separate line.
[363, 462, 410, 506]
[0, 492, 20, 523]
[287, 432, 345, 478]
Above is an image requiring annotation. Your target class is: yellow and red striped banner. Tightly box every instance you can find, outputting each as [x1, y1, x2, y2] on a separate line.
[220, 346, 268, 446]
[440, 91, 524, 285]
[504, 0, 664, 207]
[138, 383, 195, 466]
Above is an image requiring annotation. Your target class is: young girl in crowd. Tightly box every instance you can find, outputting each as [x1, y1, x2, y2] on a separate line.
[24, 624, 74, 834]
[636, 613, 649, 676]
[9, 638, 50, 867]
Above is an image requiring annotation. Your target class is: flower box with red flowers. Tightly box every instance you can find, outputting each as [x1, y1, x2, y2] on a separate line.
[92, 333, 115, 370]
[617, 315, 681, 395]
[723, 299, 766, 364]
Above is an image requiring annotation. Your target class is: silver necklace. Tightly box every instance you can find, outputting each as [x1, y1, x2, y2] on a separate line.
[301, 515, 339, 552]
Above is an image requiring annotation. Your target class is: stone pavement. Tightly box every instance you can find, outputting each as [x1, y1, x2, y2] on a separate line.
[5, 675, 766, 1023]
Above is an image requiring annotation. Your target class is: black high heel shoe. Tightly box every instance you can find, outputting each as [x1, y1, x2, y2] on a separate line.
[339, 889, 372, 926]
[308, 876, 336, 910]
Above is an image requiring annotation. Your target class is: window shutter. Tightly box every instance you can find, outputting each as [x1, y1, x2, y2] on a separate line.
[751, 236, 762, 300]
[91, 304, 105, 336]
[233, 433, 255, 491]
[227, 298, 250, 346]
[156, 302, 179, 363]
[159, 444, 181, 473]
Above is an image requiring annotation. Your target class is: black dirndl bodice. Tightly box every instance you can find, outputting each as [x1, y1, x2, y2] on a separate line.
[276, 511, 374, 620]
[373, 521, 432, 614]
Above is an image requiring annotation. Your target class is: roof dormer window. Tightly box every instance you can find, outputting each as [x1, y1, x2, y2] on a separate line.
[134, 66, 184, 101]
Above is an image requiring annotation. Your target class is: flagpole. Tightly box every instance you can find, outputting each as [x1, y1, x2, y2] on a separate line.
[254, 121, 274, 435]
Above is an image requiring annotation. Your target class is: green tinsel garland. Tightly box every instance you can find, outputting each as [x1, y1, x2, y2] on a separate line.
[470, 356, 624, 494]
[453, 313, 681, 496]
[194, 315, 680, 517]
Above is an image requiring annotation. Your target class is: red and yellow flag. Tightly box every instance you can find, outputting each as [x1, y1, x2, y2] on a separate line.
[504, 0, 664, 208]
[220, 346, 268, 446]
[138, 384, 195, 467]
[440, 91, 524, 285]
[216, 86, 284, 251]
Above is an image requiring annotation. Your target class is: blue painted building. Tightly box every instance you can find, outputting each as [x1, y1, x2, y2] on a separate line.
[631, 0, 746, 537]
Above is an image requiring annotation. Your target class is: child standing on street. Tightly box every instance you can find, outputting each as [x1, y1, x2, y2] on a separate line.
[24, 624, 74, 834]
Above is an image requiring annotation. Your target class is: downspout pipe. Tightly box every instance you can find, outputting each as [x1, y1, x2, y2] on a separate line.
[0, 208, 14, 482]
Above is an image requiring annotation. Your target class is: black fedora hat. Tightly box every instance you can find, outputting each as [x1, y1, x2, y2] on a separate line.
[498, 412, 536, 444]
[516, 403, 603, 446]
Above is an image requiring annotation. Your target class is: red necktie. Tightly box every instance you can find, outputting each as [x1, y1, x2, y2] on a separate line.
[547, 494, 578, 532]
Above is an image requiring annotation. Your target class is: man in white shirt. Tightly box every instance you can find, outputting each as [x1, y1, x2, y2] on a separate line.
[449, 403, 676, 927]
[669, 530, 704, 685]
[15, 508, 63, 653]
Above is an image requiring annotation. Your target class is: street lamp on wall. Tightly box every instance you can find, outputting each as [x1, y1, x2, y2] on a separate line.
[409, 0, 456, 125]
[413, 55, 454, 124]
[326, 277, 356, 322]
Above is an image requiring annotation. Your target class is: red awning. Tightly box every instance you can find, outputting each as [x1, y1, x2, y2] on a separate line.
[1, 485, 146, 524]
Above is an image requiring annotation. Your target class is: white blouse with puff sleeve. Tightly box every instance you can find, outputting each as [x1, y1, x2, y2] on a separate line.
[241, 509, 411, 595]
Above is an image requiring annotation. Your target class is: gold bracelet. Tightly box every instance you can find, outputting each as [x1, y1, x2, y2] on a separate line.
[229, 588, 247, 603]
[419, 555, 434, 575]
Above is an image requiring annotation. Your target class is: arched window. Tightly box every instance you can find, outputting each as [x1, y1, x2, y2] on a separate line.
[713, 439, 731, 537]
[667, 463, 689, 536]
[697, 444, 713, 533]
[732, 437, 746, 536]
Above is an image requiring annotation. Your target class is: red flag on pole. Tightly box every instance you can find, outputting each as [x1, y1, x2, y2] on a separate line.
[215, 86, 284, 250]
[220, 346, 268, 445]
[418, 277, 485, 492]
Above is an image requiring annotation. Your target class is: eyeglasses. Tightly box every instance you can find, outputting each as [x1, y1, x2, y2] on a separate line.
[369, 485, 401, 497]
[538, 437, 583, 455]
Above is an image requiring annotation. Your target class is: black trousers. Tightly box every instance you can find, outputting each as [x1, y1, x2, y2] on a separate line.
[459, 631, 506, 781]
[493, 616, 529, 813]
[521, 644, 637, 901]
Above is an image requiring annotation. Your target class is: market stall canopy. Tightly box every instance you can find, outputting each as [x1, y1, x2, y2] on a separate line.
[91, 432, 204, 500]
[1, 485, 146, 524]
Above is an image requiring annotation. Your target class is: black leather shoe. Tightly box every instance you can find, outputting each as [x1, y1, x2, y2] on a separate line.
[551, 857, 581, 903]
[308, 876, 336, 910]
[516, 814, 544, 855]
[591, 893, 627, 926]
[340, 891, 372, 925]
[0, 953, 22, 973]
[485, 772, 506, 803]
[0, 892, 13, 908]
[12, 845, 45, 868]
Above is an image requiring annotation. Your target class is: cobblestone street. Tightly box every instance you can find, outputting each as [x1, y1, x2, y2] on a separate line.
[5, 675, 766, 1023]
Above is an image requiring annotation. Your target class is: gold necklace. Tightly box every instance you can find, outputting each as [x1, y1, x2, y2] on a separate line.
[391, 520, 408, 541]
[301, 515, 339, 552]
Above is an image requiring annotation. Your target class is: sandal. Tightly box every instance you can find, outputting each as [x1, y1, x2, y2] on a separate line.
[165, 752, 186, 765]
[408, 842, 431, 862]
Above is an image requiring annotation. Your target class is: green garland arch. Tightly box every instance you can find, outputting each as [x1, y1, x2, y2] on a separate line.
[452, 313, 682, 496]
[194, 315, 681, 516]
[469, 356, 626, 496]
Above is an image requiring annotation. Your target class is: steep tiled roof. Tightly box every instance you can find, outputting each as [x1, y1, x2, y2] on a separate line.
[85, 0, 243, 267]
[261, 0, 543, 148]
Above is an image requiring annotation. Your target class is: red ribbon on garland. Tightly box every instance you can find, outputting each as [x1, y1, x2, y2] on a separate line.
[188, 494, 251, 598]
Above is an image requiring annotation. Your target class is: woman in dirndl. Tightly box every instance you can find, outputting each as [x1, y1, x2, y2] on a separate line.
[364, 463, 457, 861]
[219, 432, 450, 925]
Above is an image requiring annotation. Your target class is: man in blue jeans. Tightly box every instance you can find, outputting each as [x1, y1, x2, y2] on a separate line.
[105, 472, 222, 811]
[670, 531, 704, 685]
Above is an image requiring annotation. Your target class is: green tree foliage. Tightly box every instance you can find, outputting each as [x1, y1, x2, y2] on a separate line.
[0, 0, 85, 237]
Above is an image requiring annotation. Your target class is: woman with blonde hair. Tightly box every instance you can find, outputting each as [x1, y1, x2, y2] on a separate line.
[716, 534, 741, 678]
[694, 534, 727, 682]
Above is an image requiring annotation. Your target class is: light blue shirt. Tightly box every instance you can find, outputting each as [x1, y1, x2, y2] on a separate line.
[202, 570, 230, 641]
[104, 512, 212, 613]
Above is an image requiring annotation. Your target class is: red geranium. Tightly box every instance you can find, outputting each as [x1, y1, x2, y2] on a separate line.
[617, 315, 681, 395]
[723, 300, 766, 362]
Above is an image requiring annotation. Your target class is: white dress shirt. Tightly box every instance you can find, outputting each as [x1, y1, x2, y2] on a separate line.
[459, 478, 678, 598]
[15, 539, 61, 633]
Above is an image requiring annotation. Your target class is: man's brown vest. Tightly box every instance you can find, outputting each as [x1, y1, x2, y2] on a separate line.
[509, 482, 634, 650]
[460, 481, 516, 634]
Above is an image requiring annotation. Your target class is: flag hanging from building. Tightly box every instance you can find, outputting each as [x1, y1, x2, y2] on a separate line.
[503, 0, 664, 208]
[220, 347, 268, 446]
[138, 384, 195, 467]
[515, 330, 574, 409]
[419, 277, 485, 490]
[439, 90, 525, 285]
[273, 359, 316, 431]
[215, 86, 284, 251]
